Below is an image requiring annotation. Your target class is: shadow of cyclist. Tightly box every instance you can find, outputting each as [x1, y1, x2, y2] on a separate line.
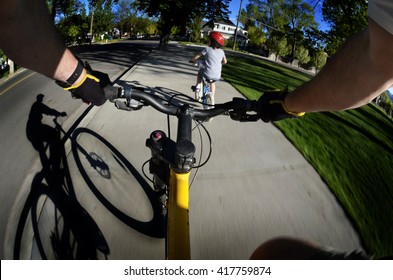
[26, 94, 66, 173]
[18, 94, 110, 259]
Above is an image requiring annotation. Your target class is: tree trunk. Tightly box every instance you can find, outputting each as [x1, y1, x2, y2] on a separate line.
[158, 34, 170, 50]
[8, 59, 14, 76]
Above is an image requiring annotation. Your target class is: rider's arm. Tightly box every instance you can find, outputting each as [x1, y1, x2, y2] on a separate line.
[222, 55, 227, 65]
[284, 18, 393, 113]
[0, 0, 85, 85]
[221, 49, 227, 65]
[191, 52, 202, 63]
[40, 103, 66, 117]
[0, 0, 110, 106]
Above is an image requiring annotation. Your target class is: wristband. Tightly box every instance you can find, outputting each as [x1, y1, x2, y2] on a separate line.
[55, 58, 85, 88]
[64, 74, 100, 91]
[270, 100, 305, 117]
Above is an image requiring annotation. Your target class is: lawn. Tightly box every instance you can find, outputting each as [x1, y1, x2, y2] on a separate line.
[222, 53, 393, 258]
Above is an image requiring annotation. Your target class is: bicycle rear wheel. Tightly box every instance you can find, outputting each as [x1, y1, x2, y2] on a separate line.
[30, 185, 109, 259]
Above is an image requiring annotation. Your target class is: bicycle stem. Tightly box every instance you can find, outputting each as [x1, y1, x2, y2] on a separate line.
[177, 105, 193, 142]
[174, 105, 195, 174]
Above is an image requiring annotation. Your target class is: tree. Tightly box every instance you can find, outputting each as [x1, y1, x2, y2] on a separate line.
[241, 0, 286, 54]
[46, 0, 84, 22]
[266, 31, 289, 60]
[322, 0, 368, 55]
[136, 17, 158, 36]
[377, 92, 393, 117]
[88, 0, 116, 40]
[113, 0, 148, 37]
[294, 45, 310, 66]
[247, 26, 266, 50]
[243, 0, 287, 31]
[57, 14, 90, 45]
[243, 0, 317, 62]
[282, 0, 317, 63]
[113, 0, 134, 36]
[49, 0, 90, 45]
[134, 0, 230, 49]
[188, 16, 204, 43]
[308, 47, 326, 72]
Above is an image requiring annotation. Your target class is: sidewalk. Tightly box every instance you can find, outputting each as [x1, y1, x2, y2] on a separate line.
[7, 43, 363, 259]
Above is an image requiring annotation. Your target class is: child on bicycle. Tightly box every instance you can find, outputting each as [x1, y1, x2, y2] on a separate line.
[191, 31, 227, 105]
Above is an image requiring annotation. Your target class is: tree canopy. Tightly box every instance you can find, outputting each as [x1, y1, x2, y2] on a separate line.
[133, 0, 230, 49]
[242, 0, 317, 64]
[239, 0, 368, 70]
[44, 0, 369, 70]
[322, 0, 368, 54]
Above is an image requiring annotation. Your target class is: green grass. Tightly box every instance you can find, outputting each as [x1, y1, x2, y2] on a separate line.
[222, 54, 393, 258]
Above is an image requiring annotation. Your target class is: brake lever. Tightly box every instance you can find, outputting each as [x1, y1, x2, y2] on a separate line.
[127, 98, 144, 110]
[230, 112, 260, 122]
[114, 99, 143, 111]
[114, 100, 131, 111]
[109, 83, 144, 111]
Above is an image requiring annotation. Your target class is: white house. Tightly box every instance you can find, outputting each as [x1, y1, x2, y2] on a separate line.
[200, 20, 249, 48]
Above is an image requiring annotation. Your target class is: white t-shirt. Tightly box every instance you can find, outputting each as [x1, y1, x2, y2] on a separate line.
[200, 47, 226, 80]
[368, 0, 393, 34]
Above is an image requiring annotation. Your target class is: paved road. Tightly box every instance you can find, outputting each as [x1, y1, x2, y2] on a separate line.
[0, 70, 83, 259]
[2, 41, 363, 259]
[0, 40, 154, 259]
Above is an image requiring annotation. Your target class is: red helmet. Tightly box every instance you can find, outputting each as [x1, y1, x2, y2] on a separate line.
[209, 31, 225, 47]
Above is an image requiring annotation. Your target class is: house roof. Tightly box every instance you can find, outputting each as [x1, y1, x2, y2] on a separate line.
[215, 19, 236, 26]
[200, 20, 248, 40]
[201, 19, 236, 31]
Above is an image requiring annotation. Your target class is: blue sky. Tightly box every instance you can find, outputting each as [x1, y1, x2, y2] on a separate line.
[228, 0, 330, 31]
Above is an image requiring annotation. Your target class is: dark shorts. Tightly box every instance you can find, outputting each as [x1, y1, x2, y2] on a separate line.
[198, 69, 218, 83]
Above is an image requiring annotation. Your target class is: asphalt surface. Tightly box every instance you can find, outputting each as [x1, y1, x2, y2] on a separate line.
[0, 70, 83, 259]
[0, 40, 154, 260]
[3, 42, 363, 259]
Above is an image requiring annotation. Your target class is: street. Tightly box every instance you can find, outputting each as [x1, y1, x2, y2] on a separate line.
[0, 40, 155, 259]
[1, 41, 363, 259]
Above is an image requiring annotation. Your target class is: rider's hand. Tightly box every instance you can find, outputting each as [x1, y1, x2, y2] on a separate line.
[257, 89, 305, 122]
[64, 70, 108, 106]
[66, 73, 109, 106]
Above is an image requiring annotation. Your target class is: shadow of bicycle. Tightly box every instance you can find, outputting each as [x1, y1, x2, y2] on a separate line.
[14, 94, 110, 260]
[71, 127, 166, 239]
[19, 172, 110, 260]
[16, 94, 167, 259]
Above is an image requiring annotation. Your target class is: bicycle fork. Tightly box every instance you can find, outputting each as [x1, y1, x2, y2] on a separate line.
[146, 105, 196, 259]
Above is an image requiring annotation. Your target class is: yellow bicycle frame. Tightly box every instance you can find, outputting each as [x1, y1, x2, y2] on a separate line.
[167, 169, 191, 259]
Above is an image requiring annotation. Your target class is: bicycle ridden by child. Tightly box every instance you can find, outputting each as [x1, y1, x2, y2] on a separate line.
[190, 31, 227, 105]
